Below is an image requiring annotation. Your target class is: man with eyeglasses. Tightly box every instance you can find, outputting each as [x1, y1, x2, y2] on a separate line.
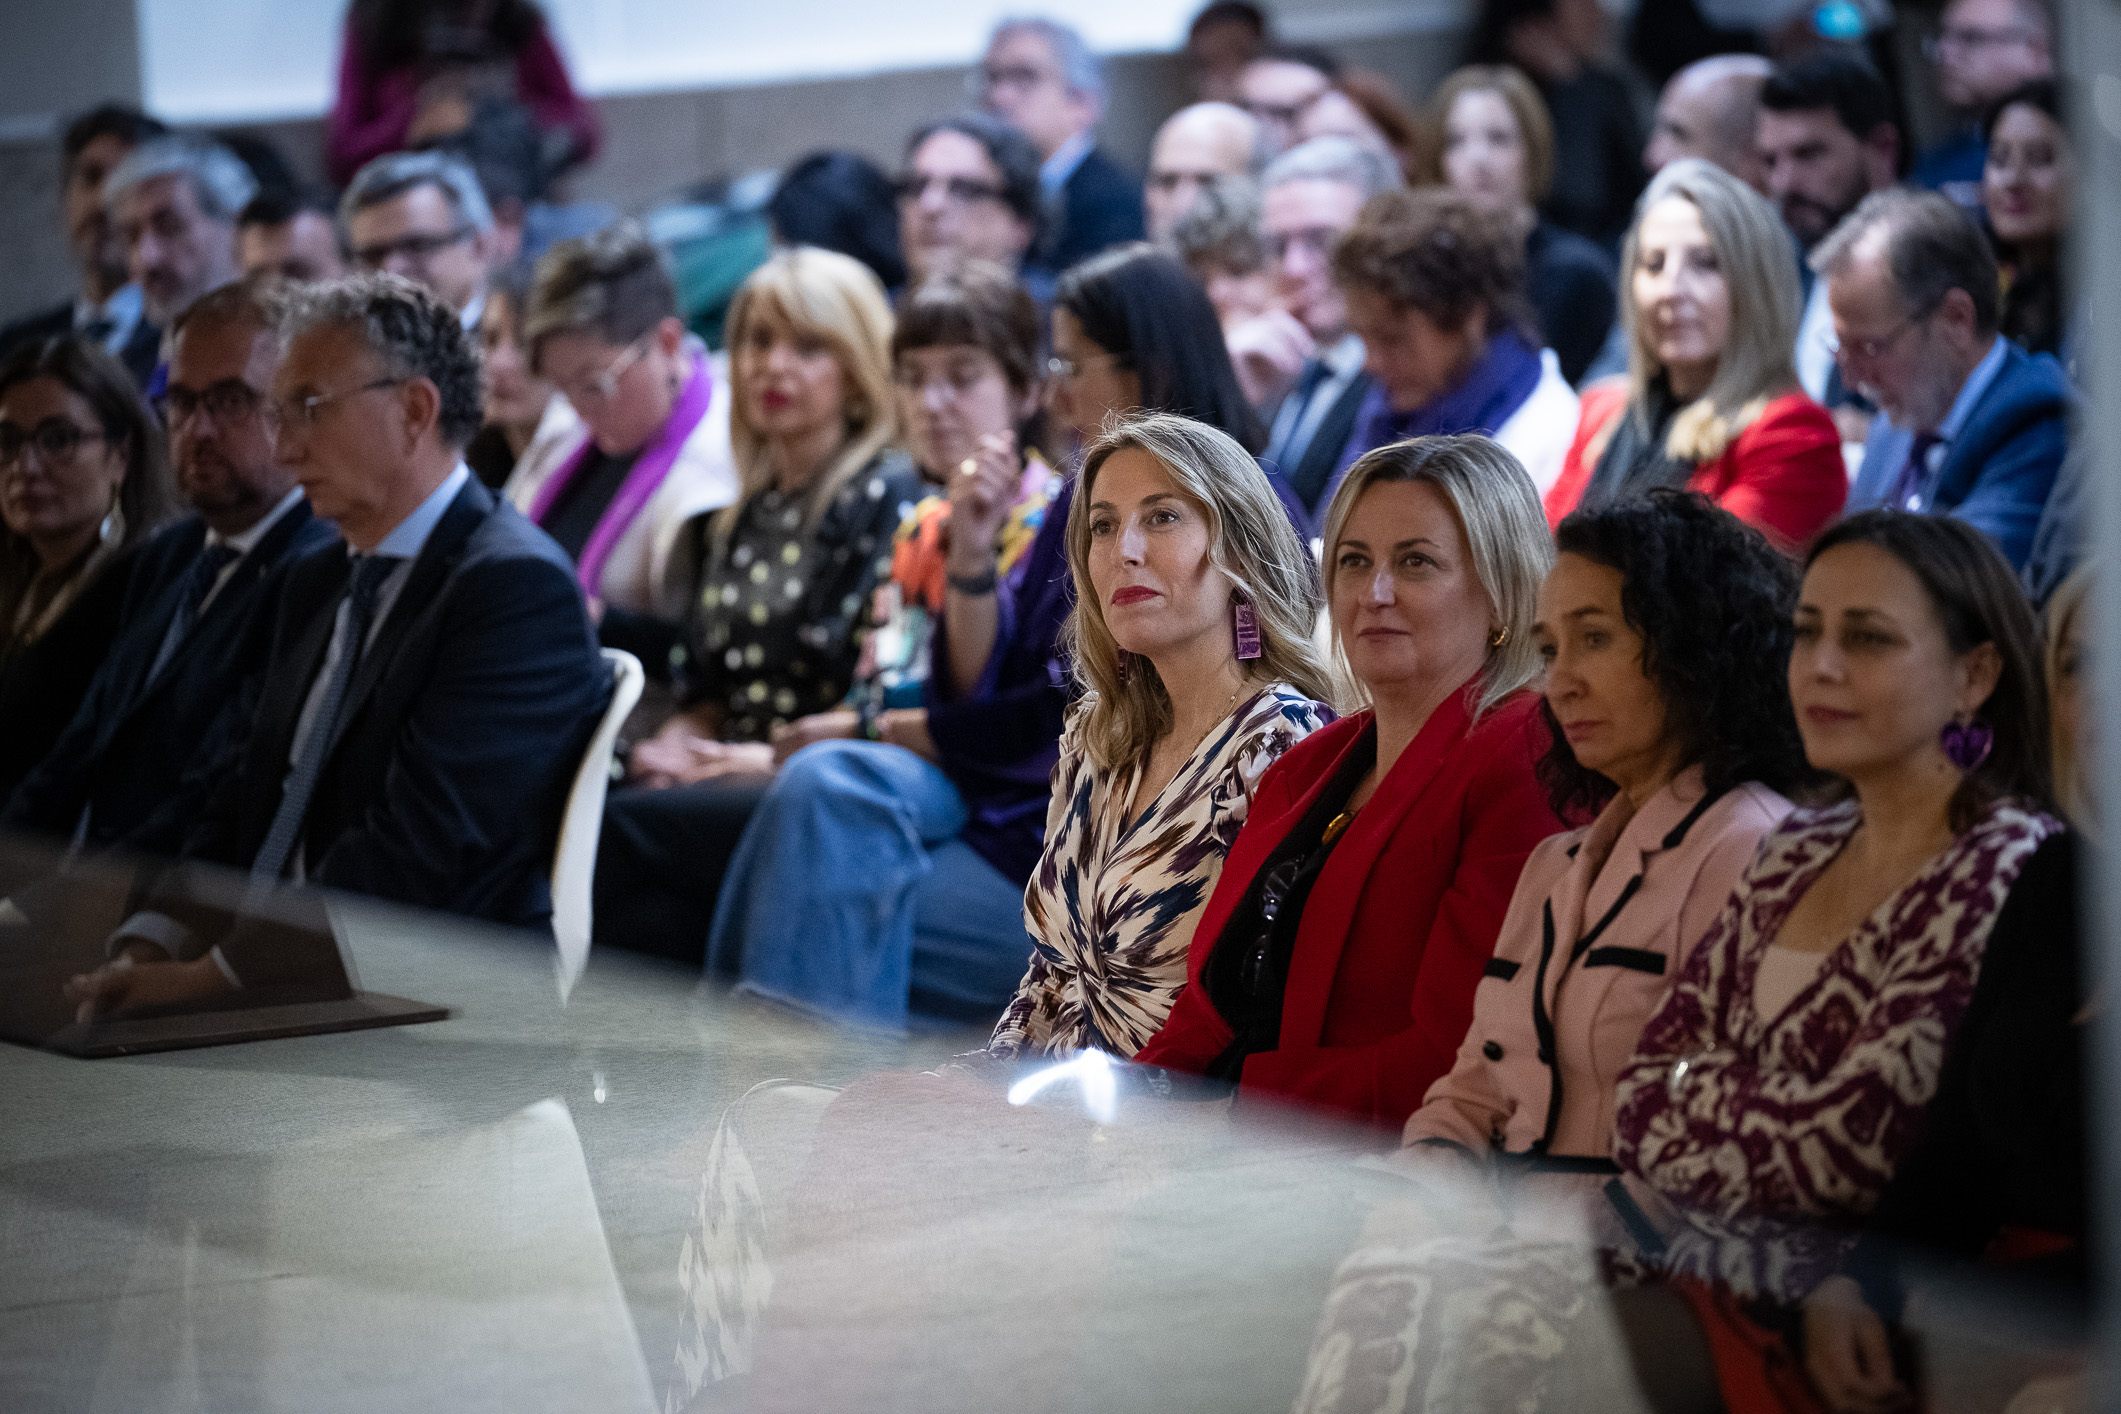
[1225, 136, 1402, 518]
[340, 150, 499, 330]
[1912, 0, 2054, 214]
[896, 114, 1047, 297]
[1143, 102, 1262, 242]
[5, 279, 335, 857]
[102, 133, 257, 401]
[66, 274, 609, 1018]
[1823, 188, 2071, 571]
[971, 18, 1142, 277]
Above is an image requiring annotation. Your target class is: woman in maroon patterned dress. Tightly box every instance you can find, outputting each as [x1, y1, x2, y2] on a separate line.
[1605, 510, 2061, 1409]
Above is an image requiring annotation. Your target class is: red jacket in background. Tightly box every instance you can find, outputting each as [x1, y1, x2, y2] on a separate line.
[1543, 381, 1846, 551]
[1135, 691, 1564, 1130]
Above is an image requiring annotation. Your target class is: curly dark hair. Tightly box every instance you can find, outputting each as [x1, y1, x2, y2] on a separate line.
[282, 272, 486, 450]
[1330, 187, 1534, 341]
[1539, 491, 1813, 819]
[1806, 511, 2052, 832]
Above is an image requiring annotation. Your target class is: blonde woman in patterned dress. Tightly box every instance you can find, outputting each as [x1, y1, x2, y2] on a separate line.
[990, 412, 1336, 1059]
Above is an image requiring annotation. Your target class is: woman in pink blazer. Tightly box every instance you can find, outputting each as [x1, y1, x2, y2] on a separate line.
[1402, 491, 1813, 1182]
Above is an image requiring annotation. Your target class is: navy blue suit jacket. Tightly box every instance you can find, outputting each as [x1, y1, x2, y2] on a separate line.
[1849, 340, 2073, 570]
[5, 501, 336, 855]
[1038, 146, 1145, 275]
[185, 478, 608, 973]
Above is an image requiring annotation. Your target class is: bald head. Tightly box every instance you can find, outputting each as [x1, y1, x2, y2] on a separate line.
[1146, 102, 1263, 240]
[1645, 54, 1774, 192]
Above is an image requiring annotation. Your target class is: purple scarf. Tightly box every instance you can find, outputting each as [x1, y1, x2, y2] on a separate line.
[526, 354, 714, 600]
[1323, 330, 1545, 515]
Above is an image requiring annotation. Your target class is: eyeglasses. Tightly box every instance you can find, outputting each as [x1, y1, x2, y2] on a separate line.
[967, 63, 1056, 97]
[1827, 302, 1939, 365]
[894, 173, 1009, 207]
[1265, 227, 1341, 262]
[0, 418, 106, 468]
[1922, 24, 2035, 60]
[556, 337, 651, 407]
[161, 379, 263, 428]
[1240, 98, 1317, 130]
[1045, 352, 1124, 381]
[269, 378, 405, 432]
[350, 227, 474, 269]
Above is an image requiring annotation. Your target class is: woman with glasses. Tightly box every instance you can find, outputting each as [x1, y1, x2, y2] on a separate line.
[689, 265, 1063, 1016]
[1544, 159, 1846, 552]
[593, 247, 921, 960]
[505, 222, 738, 676]
[0, 336, 174, 797]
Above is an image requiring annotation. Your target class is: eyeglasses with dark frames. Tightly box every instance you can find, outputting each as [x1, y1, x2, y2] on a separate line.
[0, 418, 107, 468]
[350, 227, 475, 269]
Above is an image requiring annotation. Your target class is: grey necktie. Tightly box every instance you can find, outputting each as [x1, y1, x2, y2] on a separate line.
[251, 554, 397, 882]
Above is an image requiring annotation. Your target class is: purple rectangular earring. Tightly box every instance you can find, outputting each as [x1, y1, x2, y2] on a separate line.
[1232, 594, 1262, 661]
[1116, 650, 1131, 685]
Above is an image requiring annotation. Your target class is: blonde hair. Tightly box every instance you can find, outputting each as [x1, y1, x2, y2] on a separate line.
[1620, 159, 1801, 464]
[1318, 433, 1553, 719]
[1426, 65, 1555, 206]
[1065, 413, 1337, 772]
[2046, 564, 2094, 831]
[717, 247, 898, 543]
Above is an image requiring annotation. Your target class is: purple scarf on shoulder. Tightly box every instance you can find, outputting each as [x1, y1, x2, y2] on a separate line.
[527, 354, 714, 600]
[1329, 329, 1545, 487]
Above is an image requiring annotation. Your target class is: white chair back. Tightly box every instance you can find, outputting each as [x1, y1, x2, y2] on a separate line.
[552, 648, 644, 1000]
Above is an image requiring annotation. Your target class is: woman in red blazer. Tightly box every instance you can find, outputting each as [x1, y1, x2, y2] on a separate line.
[1540, 159, 1846, 552]
[1136, 434, 1567, 1128]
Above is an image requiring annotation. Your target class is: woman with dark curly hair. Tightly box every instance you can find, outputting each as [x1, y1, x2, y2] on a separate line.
[1400, 490, 1808, 1181]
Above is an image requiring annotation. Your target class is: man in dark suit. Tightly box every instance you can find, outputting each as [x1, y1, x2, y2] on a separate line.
[5, 279, 334, 856]
[977, 18, 1144, 276]
[1826, 188, 2072, 570]
[1226, 137, 1402, 526]
[0, 105, 168, 390]
[68, 274, 610, 1014]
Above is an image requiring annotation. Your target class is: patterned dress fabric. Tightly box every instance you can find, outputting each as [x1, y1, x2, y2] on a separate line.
[1612, 796, 2060, 1300]
[683, 453, 923, 742]
[990, 684, 1331, 1060]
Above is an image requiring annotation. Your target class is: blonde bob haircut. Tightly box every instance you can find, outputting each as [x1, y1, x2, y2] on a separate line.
[716, 246, 898, 544]
[1065, 412, 1337, 772]
[1426, 66, 1555, 206]
[1620, 158, 1802, 465]
[1318, 433, 1552, 720]
[2045, 564, 2094, 832]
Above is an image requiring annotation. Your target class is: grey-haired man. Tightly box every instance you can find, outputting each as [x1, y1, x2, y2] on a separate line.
[103, 133, 257, 399]
[341, 150, 500, 328]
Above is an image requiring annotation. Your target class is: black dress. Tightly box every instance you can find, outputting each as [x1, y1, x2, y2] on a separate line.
[0, 546, 142, 803]
[1846, 830, 2090, 1323]
[592, 451, 924, 964]
[1526, 220, 1618, 386]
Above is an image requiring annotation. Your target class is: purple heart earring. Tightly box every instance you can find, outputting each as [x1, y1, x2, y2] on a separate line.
[1940, 716, 1993, 772]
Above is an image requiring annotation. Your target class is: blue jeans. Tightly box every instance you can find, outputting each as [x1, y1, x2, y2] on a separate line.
[705, 740, 1035, 1030]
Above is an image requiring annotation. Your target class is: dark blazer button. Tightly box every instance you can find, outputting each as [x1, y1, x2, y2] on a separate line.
[1482, 1040, 1504, 1062]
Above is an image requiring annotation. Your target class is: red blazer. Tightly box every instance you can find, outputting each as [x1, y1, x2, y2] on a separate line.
[1543, 382, 1845, 551]
[1134, 691, 1564, 1128]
